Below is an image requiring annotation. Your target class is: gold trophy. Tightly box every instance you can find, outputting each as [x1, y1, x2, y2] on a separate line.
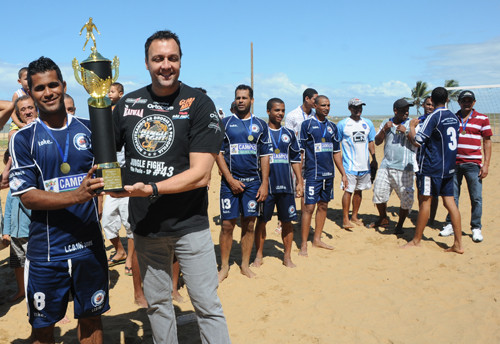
[72, 17, 122, 191]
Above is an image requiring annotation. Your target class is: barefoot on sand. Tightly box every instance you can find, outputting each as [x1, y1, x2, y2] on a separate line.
[445, 245, 464, 254]
[252, 257, 264, 268]
[368, 217, 389, 228]
[298, 244, 308, 257]
[218, 265, 229, 283]
[343, 221, 355, 229]
[240, 265, 256, 278]
[312, 240, 334, 250]
[401, 240, 421, 249]
[352, 218, 364, 226]
[283, 258, 296, 268]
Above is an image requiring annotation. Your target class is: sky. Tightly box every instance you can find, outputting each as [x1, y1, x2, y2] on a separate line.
[1, 0, 500, 119]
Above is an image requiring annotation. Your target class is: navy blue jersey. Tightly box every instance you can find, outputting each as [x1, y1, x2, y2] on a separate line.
[221, 114, 272, 182]
[415, 108, 459, 178]
[9, 116, 102, 262]
[300, 117, 341, 180]
[268, 127, 301, 194]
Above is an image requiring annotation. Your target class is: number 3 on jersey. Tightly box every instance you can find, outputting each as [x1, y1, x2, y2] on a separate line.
[447, 127, 457, 150]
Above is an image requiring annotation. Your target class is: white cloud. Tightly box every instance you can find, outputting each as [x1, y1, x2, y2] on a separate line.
[336, 80, 411, 98]
[427, 36, 500, 85]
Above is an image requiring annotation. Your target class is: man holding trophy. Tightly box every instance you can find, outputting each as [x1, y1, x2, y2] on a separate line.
[111, 30, 230, 343]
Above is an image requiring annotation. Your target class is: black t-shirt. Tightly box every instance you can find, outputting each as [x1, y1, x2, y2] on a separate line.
[113, 83, 223, 237]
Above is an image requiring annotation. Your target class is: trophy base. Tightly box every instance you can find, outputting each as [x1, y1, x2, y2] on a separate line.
[96, 163, 124, 192]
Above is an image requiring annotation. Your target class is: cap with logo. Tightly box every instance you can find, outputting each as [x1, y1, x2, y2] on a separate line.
[348, 98, 366, 107]
[458, 90, 475, 101]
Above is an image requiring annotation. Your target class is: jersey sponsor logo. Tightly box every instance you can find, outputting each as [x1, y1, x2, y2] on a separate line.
[314, 142, 333, 152]
[132, 115, 175, 158]
[179, 97, 195, 111]
[362, 124, 368, 129]
[124, 106, 144, 118]
[229, 124, 238, 128]
[37, 139, 52, 147]
[270, 152, 288, 164]
[327, 126, 334, 134]
[352, 131, 366, 143]
[125, 97, 147, 105]
[251, 124, 260, 133]
[44, 173, 86, 193]
[230, 143, 257, 155]
[248, 200, 257, 211]
[288, 205, 296, 215]
[64, 240, 93, 253]
[9, 177, 26, 191]
[172, 114, 190, 119]
[91, 290, 106, 307]
[147, 102, 173, 112]
[73, 133, 91, 150]
[281, 134, 290, 143]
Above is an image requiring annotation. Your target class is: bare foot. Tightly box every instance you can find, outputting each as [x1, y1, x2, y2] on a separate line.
[283, 257, 296, 268]
[352, 218, 364, 226]
[9, 291, 25, 303]
[369, 217, 389, 228]
[343, 220, 354, 229]
[134, 294, 148, 309]
[298, 243, 308, 257]
[312, 240, 334, 250]
[445, 245, 464, 254]
[401, 240, 421, 249]
[218, 265, 229, 283]
[252, 256, 264, 268]
[172, 290, 185, 303]
[240, 265, 256, 278]
[57, 315, 71, 325]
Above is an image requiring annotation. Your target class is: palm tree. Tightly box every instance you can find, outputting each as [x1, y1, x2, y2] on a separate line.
[411, 81, 431, 115]
[445, 79, 460, 103]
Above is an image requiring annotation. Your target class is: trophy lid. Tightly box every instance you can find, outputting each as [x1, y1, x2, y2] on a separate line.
[81, 50, 110, 64]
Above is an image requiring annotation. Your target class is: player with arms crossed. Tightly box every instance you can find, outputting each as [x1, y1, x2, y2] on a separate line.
[405, 87, 464, 253]
[254, 98, 303, 268]
[9, 57, 108, 344]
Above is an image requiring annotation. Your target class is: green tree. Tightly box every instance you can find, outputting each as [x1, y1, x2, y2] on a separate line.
[411, 81, 431, 115]
[445, 79, 460, 103]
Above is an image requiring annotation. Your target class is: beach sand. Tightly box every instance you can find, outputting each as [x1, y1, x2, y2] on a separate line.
[1, 143, 499, 343]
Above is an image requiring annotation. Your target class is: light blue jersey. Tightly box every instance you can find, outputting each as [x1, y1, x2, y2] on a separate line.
[337, 117, 376, 174]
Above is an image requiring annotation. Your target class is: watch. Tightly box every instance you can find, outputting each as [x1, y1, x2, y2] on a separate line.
[148, 182, 159, 201]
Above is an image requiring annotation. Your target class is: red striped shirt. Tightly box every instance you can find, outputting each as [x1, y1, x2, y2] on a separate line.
[456, 109, 492, 165]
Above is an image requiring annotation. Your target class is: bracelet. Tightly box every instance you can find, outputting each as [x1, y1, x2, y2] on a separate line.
[148, 182, 160, 201]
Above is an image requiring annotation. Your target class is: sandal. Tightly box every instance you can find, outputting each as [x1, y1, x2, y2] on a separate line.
[124, 266, 133, 276]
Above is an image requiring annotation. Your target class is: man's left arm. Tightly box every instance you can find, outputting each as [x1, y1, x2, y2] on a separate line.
[369, 141, 377, 169]
[256, 155, 270, 202]
[480, 137, 492, 179]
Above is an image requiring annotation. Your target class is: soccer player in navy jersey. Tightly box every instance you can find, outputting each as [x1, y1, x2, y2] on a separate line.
[217, 85, 271, 281]
[253, 98, 303, 268]
[9, 57, 108, 343]
[299, 95, 347, 257]
[406, 87, 464, 253]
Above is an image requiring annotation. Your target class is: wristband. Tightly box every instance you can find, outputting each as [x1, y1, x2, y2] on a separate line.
[148, 182, 159, 201]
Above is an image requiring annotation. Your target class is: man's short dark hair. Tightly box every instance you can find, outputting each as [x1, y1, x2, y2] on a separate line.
[230, 101, 237, 112]
[18, 67, 28, 78]
[423, 96, 431, 103]
[235, 84, 253, 99]
[14, 95, 34, 119]
[111, 82, 124, 93]
[266, 97, 284, 111]
[27, 57, 63, 90]
[303, 88, 318, 102]
[145, 30, 182, 60]
[431, 87, 448, 105]
[314, 95, 328, 105]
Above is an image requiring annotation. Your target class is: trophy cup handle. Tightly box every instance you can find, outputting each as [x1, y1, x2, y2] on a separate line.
[72, 58, 84, 86]
[112, 56, 120, 83]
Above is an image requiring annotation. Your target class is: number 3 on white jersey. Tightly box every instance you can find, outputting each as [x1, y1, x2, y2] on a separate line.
[447, 127, 457, 150]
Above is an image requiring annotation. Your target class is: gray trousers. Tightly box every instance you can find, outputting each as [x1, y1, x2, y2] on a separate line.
[134, 229, 230, 344]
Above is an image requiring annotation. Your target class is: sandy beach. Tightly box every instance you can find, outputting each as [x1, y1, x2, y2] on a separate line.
[1, 142, 499, 343]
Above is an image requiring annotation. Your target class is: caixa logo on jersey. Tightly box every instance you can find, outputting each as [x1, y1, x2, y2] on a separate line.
[281, 134, 290, 143]
[247, 200, 257, 212]
[251, 124, 260, 134]
[133, 115, 175, 158]
[288, 205, 296, 215]
[73, 133, 91, 150]
[91, 290, 106, 307]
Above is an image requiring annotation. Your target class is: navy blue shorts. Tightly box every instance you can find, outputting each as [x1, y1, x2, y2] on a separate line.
[416, 174, 454, 197]
[220, 179, 260, 220]
[26, 249, 109, 328]
[304, 178, 333, 205]
[259, 193, 297, 222]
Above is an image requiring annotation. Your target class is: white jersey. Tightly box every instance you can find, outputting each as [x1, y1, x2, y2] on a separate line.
[284, 105, 316, 137]
[336, 117, 376, 174]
